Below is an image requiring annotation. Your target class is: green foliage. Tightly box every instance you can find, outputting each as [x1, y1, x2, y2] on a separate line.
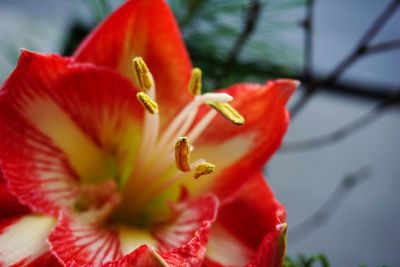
[167, 0, 301, 90]
[285, 254, 389, 267]
[284, 254, 330, 267]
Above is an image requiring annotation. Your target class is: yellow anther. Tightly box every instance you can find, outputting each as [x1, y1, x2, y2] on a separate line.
[189, 68, 202, 96]
[206, 101, 245, 125]
[194, 162, 215, 179]
[136, 92, 159, 114]
[175, 137, 191, 172]
[132, 57, 153, 91]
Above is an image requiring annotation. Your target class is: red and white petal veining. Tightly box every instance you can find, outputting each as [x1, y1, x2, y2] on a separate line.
[245, 223, 287, 267]
[154, 194, 218, 267]
[205, 172, 286, 267]
[0, 50, 144, 215]
[49, 209, 122, 266]
[0, 215, 56, 267]
[162, 223, 212, 267]
[204, 223, 254, 267]
[188, 79, 297, 202]
[103, 246, 168, 267]
[66, 246, 168, 267]
[154, 193, 218, 252]
[74, 0, 193, 125]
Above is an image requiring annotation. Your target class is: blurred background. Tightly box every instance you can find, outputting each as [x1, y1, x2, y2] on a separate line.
[0, 0, 399, 266]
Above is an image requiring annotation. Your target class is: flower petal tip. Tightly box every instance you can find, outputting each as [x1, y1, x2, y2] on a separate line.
[16, 49, 36, 65]
[274, 79, 299, 101]
[277, 222, 287, 233]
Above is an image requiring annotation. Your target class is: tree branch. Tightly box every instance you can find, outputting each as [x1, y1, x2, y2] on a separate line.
[303, 0, 314, 84]
[367, 39, 400, 54]
[288, 167, 372, 245]
[290, 0, 315, 118]
[290, 0, 400, 118]
[214, 0, 261, 87]
[325, 0, 400, 84]
[281, 95, 399, 153]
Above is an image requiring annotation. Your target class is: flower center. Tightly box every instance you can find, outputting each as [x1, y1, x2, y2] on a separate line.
[87, 59, 244, 228]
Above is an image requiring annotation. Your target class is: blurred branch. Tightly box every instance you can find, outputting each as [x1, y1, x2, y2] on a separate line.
[366, 39, 400, 54]
[225, 0, 261, 67]
[288, 167, 372, 245]
[180, 0, 209, 29]
[326, 0, 400, 84]
[303, 0, 314, 84]
[290, 0, 400, 118]
[214, 0, 262, 87]
[281, 94, 400, 153]
[318, 79, 400, 101]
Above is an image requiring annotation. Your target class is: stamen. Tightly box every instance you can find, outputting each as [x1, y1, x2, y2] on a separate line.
[206, 101, 245, 125]
[201, 92, 233, 103]
[194, 162, 215, 179]
[132, 57, 153, 91]
[187, 109, 217, 143]
[175, 137, 191, 172]
[155, 98, 201, 155]
[189, 68, 202, 96]
[137, 92, 159, 114]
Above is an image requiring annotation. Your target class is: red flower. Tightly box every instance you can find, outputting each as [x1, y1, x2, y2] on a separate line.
[0, 0, 297, 266]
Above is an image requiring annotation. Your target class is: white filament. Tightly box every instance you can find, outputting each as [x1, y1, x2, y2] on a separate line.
[132, 90, 232, 203]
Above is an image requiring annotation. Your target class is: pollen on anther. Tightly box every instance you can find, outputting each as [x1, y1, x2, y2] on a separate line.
[189, 68, 202, 96]
[136, 92, 159, 114]
[132, 57, 153, 91]
[175, 137, 191, 172]
[206, 101, 245, 125]
[194, 162, 215, 179]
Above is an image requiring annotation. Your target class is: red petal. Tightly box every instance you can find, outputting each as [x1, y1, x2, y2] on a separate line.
[157, 194, 219, 267]
[0, 50, 144, 216]
[49, 210, 122, 266]
[0, 172, 30, 219]
[66, 246, 168, 267]
[102, 246, 168, 267]
[23, 251, 63, 267]
[205, 172, 286, 266]
[162, 224, 210, 267]
[245, 224, 287, 267]
[0, 215, 56, 266]
[191, 80, 297, 201]
[217, 172, 286, 249]
[154, 193, 218, 252]
[74, 0, 193, 125]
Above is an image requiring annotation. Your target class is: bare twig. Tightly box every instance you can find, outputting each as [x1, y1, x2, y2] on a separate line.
[288, 167, 372, 245]
[318, 79, 400, 101]
[282, 96, 399, 153]
[366, 39, 400, 54]
[325, 0, 400, 84]
[226, 0, 261, 67]
[290, 0, 400, 118]
[290, 0, 315, 118]
[303, 0, 314, 84]
[214, 0, 261, 87]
